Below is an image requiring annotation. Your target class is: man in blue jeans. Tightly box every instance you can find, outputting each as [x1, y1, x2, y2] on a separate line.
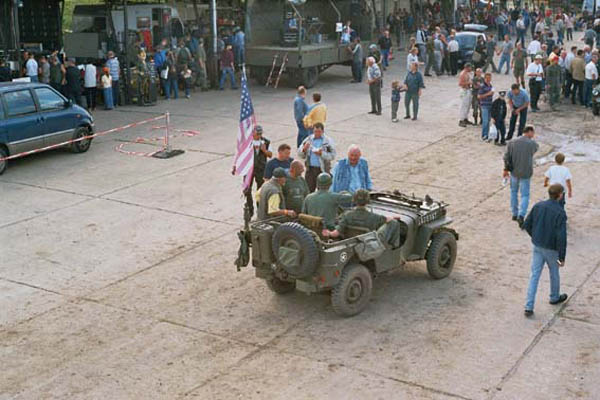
[478, 72, 494, 141]
[522, 184, 568, 316]
[503, 125, 539, 227]
[506, 83, 529, 140]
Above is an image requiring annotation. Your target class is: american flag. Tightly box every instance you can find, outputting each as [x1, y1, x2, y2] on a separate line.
[233, 70, 256, 189]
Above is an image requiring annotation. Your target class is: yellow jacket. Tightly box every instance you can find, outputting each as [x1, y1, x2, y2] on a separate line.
[303, 102, 327, 128]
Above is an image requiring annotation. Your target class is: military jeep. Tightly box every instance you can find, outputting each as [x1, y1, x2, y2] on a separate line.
[236, 190, 459, 317]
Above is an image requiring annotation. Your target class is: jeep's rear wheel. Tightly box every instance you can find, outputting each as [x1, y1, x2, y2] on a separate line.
[266, 276, 295, 294]
[426, 231, 457, 279]
[331, 263, 372, 317]
[272, 222, 319, 278]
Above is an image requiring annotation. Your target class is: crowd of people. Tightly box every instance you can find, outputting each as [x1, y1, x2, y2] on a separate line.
[241, 4, 598, 318]
[0, 26, 248, 110]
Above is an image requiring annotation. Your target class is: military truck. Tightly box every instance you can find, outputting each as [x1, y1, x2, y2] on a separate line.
[245, 0, 376, 88]
[236, 190, 459, 317]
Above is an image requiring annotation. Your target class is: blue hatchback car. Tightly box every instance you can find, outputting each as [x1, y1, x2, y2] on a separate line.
[0, 82, 94, 174]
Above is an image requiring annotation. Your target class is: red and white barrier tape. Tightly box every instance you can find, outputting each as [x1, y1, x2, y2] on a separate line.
[0, 114, 166, 162]
[114, 128, 202, 158]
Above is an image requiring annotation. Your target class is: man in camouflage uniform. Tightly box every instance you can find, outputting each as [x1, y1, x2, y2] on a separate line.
[545, 56, 562, 111]
[325, 189, 406, 249]
[302, 173, 352, 231]
[424, 36, 436, 76]
[471, 68, 484, 125]
[512, 42, 527, 89]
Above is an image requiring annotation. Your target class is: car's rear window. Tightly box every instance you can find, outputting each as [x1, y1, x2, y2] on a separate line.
[457, 35, 477, 49]
[4, 90, 37, 117]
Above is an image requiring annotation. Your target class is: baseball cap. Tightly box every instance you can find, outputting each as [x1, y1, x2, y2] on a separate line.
[535, 54, 543, 60]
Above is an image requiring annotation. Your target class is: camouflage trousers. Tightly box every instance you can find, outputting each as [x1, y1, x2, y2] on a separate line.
[377, 220, 407, 249]
[547, 85, 561, 107]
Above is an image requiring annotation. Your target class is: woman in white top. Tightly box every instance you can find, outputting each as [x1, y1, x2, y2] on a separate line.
[83, 60, 98, 111]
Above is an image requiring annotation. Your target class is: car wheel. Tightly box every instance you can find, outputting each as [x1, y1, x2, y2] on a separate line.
[426, 231, 457, 279]
[593, 103, 600, 116]
[331, 263, 372, 317]
[272, 222, 319, 278]
[266, 276, 295, 294]
[71, 127, 92, 153]
[0, 146, 8, 175]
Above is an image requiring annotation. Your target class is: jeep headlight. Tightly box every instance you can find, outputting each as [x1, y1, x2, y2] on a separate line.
[593, 89, 599, 96]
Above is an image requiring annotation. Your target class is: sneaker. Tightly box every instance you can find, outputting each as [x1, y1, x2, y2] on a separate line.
[524, 309, 534, 317]
[465, 120, 474, 125]
[376, 112, 382, 116]
[411, 117, 417, 120]
[185, 94, 191, 99]
[517, 216, 524, 228]
[368, 111, 377, 114]
[404, 115, 411, 119]
[549, 294, 568, 305]
[459, 121, 467, 127]
[392, 118, 399, 123]
[512, 215, 518, 221]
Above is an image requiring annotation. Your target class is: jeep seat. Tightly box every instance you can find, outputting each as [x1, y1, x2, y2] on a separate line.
[298, 213, 323, 235]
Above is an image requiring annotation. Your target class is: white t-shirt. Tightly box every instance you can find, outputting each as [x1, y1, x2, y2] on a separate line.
[406, 53, 419, 70]
[25, 58, 38, 77]
[545, 165, 572, 192]
[448, 39, 459, 52]
[84, 64, 97, 88]
[527, 40, 541, 55]
[585, 61, 598, 80]
[526, 62, 544, 81]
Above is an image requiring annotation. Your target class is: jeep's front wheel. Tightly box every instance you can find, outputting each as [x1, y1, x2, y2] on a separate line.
[331, 263, 372, 317]
[426, 231, 457, 279]
[266, 276, 295, 294]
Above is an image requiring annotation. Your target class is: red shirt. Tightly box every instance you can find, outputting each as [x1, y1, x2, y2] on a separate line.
[220, 49, 234, 68]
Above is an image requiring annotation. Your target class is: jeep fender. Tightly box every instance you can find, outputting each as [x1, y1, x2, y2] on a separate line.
[408, 217, 458, 261]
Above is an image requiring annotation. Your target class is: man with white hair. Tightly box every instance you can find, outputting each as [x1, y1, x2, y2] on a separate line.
[331, 145, 373, 193]
[366, 56, 382, 115]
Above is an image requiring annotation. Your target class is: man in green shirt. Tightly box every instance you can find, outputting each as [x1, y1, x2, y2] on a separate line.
[325, 189, 405, 248]
[302, 173, 352, 230]
[283, 160, 310, 214]
[512, 42, 527, 89]
[545, 56, 561, 111]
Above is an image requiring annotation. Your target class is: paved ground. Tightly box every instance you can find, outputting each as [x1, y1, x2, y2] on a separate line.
[1, 35, 600, 399]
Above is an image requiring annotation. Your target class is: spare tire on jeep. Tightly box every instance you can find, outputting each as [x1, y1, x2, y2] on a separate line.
[272, 222, 319, 278]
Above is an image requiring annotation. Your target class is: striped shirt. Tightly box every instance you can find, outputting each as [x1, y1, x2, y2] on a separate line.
[106, 57, 120, 81]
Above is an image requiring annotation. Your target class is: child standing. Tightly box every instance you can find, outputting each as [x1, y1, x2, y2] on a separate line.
[391, 80, 402, 122]
[491, 90, 508, 145]
[544, 152, 572, 207]
[182, 64, 193, 99]
[101, 67, 113, 110]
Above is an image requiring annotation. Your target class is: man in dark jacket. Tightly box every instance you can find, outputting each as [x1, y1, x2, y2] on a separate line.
[246, 126, 272, 216]
[0, 59, 11, 82]
[522, 183, 568, 316]
[378, 30, 393, 70]
[491, 91, 508, 145]
[64, 58, 83, 106]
